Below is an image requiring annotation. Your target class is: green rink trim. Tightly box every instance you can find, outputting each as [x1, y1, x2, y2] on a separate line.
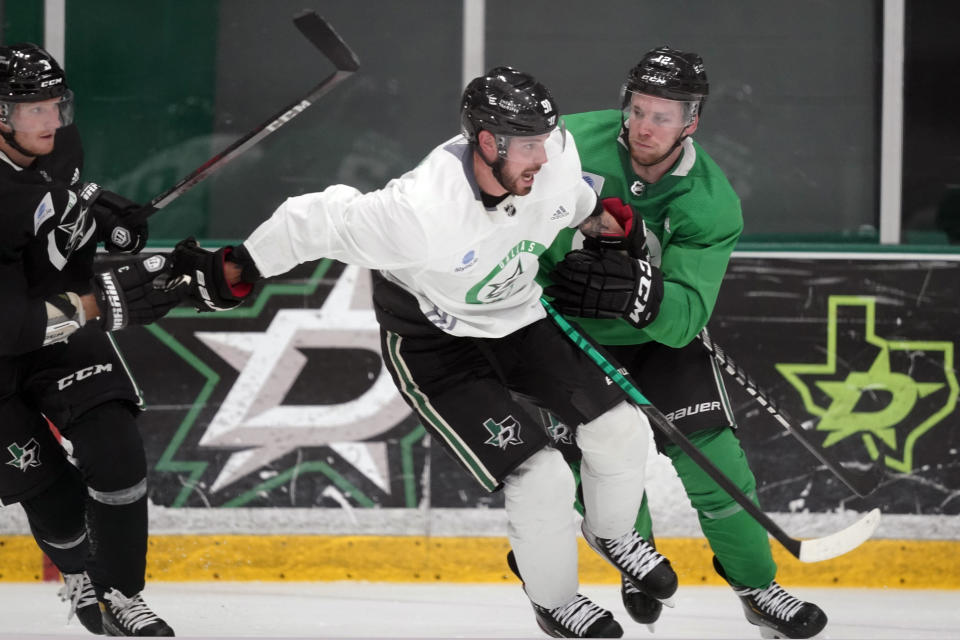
[2, 535, 956, 589]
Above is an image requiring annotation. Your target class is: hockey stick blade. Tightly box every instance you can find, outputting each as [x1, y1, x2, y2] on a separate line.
[293, 10, 360, 72]
[699, 330, 885, 497]
[542, 299, 881, 563]
[797, 507, 881, 563]
[131, 12, 359, 221]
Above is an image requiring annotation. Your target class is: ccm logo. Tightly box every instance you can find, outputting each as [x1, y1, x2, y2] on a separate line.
[57, 363, 113, 390]
[629, 261, 654, 325]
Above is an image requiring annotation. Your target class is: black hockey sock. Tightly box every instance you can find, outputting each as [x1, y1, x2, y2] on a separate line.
[20, 464, 88, 574]
[64, 402, 149, 598]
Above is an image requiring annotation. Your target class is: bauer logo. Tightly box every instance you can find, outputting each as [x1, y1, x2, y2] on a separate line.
[665, 401, 722, 422]
[776, 296, 958, 474]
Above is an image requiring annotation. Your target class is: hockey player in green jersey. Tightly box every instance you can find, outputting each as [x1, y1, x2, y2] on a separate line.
[538, 48, 828, 639]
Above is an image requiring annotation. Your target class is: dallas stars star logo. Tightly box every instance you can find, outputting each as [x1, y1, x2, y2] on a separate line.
[184, 265, 411, 494]
[776, 296, 957, 473]
[483, 415, 523, 449]
[6, 438, 41, 472]
[483, 259, 524, 302]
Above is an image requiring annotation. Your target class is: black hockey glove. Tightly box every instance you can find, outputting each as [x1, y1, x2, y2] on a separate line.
[170, 237, 255, 312]
[80, 182, 150, 254]
[544, 248, 664, 330]
[93, 254, 189, 331]
[583, 197, 650, 260]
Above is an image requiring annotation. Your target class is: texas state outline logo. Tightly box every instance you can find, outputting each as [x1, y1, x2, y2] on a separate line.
[775, 295, 957, 473]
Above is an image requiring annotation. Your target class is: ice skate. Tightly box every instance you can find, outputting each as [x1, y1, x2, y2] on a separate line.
[59, 572, 104, 635]
[507, 550, 622, 638]
[620, 574, 662, 631]
[581, 523, 677, 604]
[714, 556, 827, 638]
[99, 588, 174, 636]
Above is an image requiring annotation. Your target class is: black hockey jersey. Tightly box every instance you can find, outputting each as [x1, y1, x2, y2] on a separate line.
[0, 125, 98, 355]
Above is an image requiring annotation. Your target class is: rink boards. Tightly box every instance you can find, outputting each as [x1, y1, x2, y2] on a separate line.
[0, 250, 958, 586]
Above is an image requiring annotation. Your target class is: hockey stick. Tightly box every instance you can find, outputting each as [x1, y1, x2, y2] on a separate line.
[541, 299, 881, 563]
[698, 329, 885, 497]
[127, 11, 359, 226]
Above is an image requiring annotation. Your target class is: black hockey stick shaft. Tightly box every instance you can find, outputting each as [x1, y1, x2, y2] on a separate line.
[128, 11, 359, 225]
[697, 329, 885, 497]
[542, 299, 880, 563]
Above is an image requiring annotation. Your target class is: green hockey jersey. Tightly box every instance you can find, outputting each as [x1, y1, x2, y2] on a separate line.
[539, 109, 743, 347]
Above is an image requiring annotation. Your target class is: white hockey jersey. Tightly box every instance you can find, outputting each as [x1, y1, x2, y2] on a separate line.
[243, 132, 597, 338]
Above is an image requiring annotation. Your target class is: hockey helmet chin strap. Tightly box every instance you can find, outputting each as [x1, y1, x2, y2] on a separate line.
[0, 126, 39, 158]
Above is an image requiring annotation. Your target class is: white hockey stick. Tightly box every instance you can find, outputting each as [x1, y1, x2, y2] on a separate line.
[542, 299, 881, 563]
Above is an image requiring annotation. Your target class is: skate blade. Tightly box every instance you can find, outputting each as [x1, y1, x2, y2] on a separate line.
[657, 594, 676, 608]
[758, 626, 781, 639]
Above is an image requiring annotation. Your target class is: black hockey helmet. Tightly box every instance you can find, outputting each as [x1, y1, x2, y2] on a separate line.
[623, 46, 708, 118]
[460, 66, 560, 145]
[0, 44, 74, 154]
[0, 43, 69, 102]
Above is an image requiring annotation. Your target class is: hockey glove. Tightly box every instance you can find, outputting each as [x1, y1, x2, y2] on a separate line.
[93, 254, 188, 331]
[584, 197, 650, 260]
[170, 237, 254, 312]
[544, 248, 664, 330]
[80, 183, 150, 254]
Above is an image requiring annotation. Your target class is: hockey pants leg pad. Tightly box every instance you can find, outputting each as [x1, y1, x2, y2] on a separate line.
[666, 426, 777, 589]
[20, 464, 88, 574]
[66, 401, 149, 597]
[503, 447, 578, 609]
[578, 401, 649, 539]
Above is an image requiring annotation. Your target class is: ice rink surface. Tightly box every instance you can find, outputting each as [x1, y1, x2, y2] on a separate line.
[1, 581, 957, 639]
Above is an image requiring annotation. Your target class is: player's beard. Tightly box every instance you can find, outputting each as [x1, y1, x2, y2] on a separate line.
[496, 160, 542, 196]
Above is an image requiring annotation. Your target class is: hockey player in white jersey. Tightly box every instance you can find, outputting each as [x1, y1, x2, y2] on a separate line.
[171, 67, 677, 638]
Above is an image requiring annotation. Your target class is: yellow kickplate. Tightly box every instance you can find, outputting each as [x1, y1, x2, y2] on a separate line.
[1, 535, 956, 588]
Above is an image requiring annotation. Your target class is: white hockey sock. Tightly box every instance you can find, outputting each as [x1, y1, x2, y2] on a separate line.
[578, 401, 650, 539]
[503, 447, 578, 609]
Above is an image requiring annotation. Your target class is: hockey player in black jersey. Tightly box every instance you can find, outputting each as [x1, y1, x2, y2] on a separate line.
[0, 43, 185, 636]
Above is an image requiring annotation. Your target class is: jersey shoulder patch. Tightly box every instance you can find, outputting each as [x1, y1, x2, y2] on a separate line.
[581, 171, 605, 195]
[33, 192, 56, 235]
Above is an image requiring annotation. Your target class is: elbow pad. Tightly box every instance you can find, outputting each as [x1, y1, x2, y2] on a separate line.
[44, 292, 86, 346]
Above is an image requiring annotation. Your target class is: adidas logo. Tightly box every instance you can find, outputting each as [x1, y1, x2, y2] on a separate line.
[550, 205, 570, 220]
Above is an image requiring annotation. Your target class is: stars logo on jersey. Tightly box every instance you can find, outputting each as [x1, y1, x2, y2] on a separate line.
[483, 415, 523, 449]
[630, 180, 645, 196]
[484, 260, 524, 302]
[48, 191, 96, 269]
[6, 438, 41, 472]
[465, 239, 545, 304]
